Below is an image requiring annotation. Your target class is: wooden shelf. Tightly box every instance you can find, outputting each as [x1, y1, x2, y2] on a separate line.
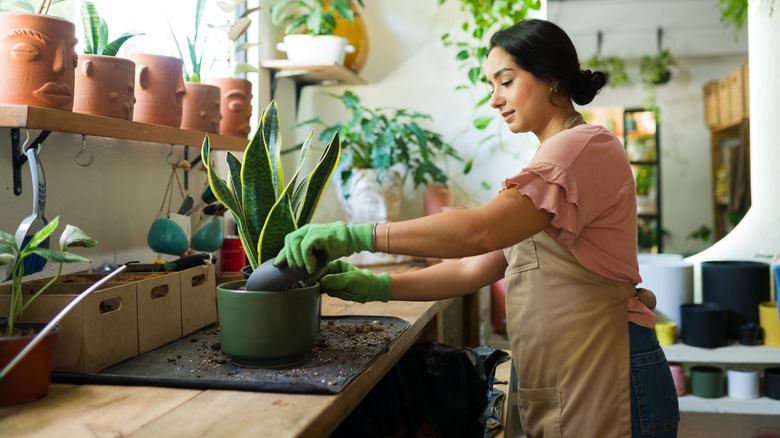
[678, 395, 779, 415]
[663, 342, 780, 364]
[260, 60, 366, 85]
[0, 105, 249, 151]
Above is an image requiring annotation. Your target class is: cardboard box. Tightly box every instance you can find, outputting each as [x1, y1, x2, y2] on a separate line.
[129, 270, 182, 354]
[180, 263, 217, 335]
[0, 281, 139, 373]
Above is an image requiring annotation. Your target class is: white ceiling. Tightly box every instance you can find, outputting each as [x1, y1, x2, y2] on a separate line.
[546, 0, 748, 60]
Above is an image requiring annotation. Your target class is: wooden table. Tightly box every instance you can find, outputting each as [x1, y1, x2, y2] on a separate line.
[0, 264, 450, 438]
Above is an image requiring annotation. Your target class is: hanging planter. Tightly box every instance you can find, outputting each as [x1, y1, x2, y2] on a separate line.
[640, 28, 675, 114]
[582, 31, 629, 88]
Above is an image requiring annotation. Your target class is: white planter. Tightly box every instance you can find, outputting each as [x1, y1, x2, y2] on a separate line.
[334, 168, 412, 266]
[277, 35, 355, 65]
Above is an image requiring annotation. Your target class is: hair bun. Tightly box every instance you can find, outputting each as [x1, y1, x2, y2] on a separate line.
[572, 69, 607, 105]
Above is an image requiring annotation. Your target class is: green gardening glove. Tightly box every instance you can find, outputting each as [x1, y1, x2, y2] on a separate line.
[275, 221, 375, 274]
[319, 260, 391, 303]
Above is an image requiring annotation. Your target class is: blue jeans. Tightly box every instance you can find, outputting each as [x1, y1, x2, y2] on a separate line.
[629, 322, 680, 437]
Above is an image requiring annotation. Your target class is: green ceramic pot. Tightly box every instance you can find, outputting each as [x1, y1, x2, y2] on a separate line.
[216, 280, 321, 367]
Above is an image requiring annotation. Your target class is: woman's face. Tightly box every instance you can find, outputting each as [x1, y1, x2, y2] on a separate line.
[485, 47, 554, 137]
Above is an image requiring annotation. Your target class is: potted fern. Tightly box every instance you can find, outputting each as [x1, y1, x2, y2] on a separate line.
[270, 0, 363, 65]
[72, 0, 143, 120]
[202, 100, 340, 367]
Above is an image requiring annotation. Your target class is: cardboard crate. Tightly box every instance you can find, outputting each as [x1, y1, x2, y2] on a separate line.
[0, 281, 139, 373]
[180, 263, 217, 336]
[125, 268, 183, 354]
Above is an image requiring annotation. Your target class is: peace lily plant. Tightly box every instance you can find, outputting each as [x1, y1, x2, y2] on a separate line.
[202, 100, 340, 278]
[1, 217, 97, 336]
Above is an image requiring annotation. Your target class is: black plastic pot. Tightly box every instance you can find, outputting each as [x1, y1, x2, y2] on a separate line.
[702, 261, 770, 339]
[765, 367, 780, 400]
[681, 303, 728, 348]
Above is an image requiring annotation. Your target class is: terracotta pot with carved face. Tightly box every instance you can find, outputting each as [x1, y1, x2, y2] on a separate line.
[204, 77, 252, 139]
[181, 82, 221, 134]
[73, 54, 136, 120]
[126, 53, 185, 128]
[0, 13, 78, 110]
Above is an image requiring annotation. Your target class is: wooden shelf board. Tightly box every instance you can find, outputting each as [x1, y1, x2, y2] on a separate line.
[663, 341, 780, 364]
[0, 105, 249, 151]
[261, 60, 366, 85]
[678, 395, 779, 415]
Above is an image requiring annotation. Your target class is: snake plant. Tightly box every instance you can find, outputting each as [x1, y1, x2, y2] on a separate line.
[80, 0, 143, 56]
[202, 101, 341, 273]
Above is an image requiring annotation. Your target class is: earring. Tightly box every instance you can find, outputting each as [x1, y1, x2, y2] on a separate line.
[549, 82, 558, 95]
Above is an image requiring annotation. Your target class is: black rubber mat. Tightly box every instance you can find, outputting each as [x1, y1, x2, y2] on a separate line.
[54, 316, 409, 394]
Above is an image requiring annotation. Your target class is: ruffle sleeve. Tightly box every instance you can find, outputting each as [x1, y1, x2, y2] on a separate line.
[503, 163, 582, 247]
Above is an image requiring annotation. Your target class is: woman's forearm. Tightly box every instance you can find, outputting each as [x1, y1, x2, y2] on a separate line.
[389, 250, 507, 301]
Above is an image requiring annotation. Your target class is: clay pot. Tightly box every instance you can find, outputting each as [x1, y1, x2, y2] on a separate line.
[331, 0, 368, 73]
[72, 54, 136, 120]
[0, 13, 78, 110]
[0, 322, 62, 405]
[424, 183, 454, 216]
[216, 280, 321, 367]
[180, 82, 221, 133]
[126, 53, 185, 128]
[204, 78, 252, 138]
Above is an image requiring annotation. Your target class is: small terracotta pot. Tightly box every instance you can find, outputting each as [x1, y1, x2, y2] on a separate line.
[126, 53, 185, 128]
[424, 183, 454, 216]
[0, 13, 78, 110]
[0, 322, 62, 405]
[181, 82, 221, 133]
[73, 54, 136, 120]
[204, 78, 252, 138]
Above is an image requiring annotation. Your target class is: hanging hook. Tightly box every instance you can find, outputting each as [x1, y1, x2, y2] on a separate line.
[657, 27, 664, 53]
[76, 135, 94, 167]
[596, 30, 603, 56]
[167, 144, 178, 165]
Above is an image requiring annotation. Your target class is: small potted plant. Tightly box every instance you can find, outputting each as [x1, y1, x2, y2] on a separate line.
[0, 0, 78, 110]
[72, 0, 143, 120]
[270, 0, 364, 65]
[299, 90, 463, 224]
[202, 100, 340, 367]
[169, 0, 222, 134]
[204, 0, 262, 139]
[640, 48, 674, 114]
[0, 217, 97, 405]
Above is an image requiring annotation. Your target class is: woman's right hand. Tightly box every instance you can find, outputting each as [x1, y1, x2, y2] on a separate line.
[274, 221, 375, 273]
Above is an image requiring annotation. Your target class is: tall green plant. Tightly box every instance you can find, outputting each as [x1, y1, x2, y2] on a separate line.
[169, 0, 208, 82]
[80, 0, 143, 56]
[270, 0, 364, 36]
[0, 217, 97, 335]
[202, 101, 341, 269]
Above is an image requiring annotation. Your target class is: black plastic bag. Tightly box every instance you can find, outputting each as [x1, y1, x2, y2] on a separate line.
[332, 342, 509, 438]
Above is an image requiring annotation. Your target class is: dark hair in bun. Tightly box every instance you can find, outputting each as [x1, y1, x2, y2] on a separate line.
[488, 19, 606, 106]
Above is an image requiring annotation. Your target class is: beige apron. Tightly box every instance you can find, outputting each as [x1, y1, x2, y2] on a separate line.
[503, 113, 634, 437]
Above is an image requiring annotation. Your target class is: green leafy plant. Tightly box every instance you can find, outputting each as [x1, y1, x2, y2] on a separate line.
[169, 0, 209, 82]
[634, 165, 656, 195]
[298, 90, 463, 196]
[0, 217, 97, 336]
[202, 101, 341, 270]
[209, 0, 263, 76]
[0, 0, 66, 14]
[718, 0, 776, 37]
[583, 54, 629, 88]
[640, 48, 674, 114]
[686, 225, 713, 243]
[80, 0, 143, 56]
[270, 0, 364, 36]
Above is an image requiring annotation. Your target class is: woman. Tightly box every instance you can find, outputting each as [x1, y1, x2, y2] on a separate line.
[276, 19, 679, 438]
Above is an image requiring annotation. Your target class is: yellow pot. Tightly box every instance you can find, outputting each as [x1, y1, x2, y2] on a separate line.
[759, 301, 780, 347]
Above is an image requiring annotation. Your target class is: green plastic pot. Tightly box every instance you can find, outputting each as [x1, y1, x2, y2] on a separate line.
[216, 280, 321, 367]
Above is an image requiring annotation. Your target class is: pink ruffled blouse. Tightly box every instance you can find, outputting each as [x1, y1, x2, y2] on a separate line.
[503, 123, 654, 327]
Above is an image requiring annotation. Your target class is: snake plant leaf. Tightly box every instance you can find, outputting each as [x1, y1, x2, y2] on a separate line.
[102, 32, 143, 57]
[242, 105, 277, 263]
[97, 17, 108, 54]
[262, 101, 284, 198]
[290, 134, 314, 215]
[226, 152, 243, 215]
[81, 0, 99, 54]
[259, 190, 297, 264]
[296, 132, 341, 227]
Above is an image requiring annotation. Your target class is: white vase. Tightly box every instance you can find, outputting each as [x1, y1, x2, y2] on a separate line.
[334, 168, 412, 265]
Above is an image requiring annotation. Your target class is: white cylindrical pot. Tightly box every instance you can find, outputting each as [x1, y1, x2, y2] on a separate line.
[277, 35, 355, 65]
[637, 254, 694, 336]
[726, 367, 760, 399]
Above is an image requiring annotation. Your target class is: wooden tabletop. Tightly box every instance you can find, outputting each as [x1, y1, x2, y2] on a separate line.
[0, 263, 449, 438]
